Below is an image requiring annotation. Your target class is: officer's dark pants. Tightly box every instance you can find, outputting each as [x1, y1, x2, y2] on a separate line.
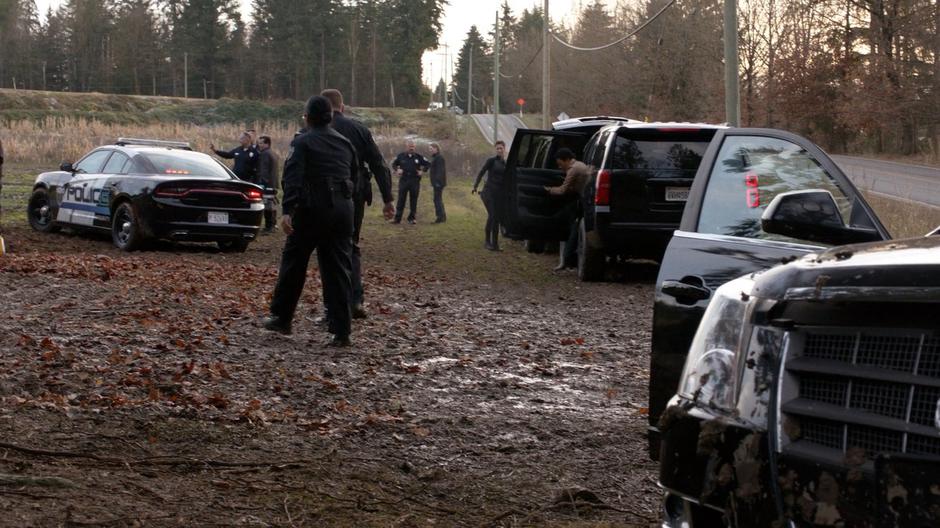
[395, 176, 421, 222]
[559, 201, 582, 268]
[481, 188, 500, 245]
[270, 195, 354, 337]
[433, 185, 446, 221]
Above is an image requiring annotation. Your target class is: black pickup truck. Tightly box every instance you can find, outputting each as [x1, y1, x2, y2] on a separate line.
[646, 127, 940, 527]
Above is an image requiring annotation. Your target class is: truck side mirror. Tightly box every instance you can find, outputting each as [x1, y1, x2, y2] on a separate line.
[60, 162, 75, 173]
[761, 190, 881, 246]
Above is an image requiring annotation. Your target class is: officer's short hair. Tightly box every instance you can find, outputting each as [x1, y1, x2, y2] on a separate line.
[555, 148, 575, 161]
[320, 89, 343, 110]
[495, 140, 506, 147]
[406, 138, 416, 146]
[305, 95, 333, 126]
[259, 136, 271, 146]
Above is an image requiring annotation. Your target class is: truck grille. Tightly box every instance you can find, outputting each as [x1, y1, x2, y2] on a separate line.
[781, 329, 940, 460]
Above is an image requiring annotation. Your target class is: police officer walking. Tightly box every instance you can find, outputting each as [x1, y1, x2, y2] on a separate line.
[262, 96, 358, 347]
[257, 135, 280, 233]
[210, 131, 259, 182]
[320, 89, 394, 319]
[391, 139, 430, 224]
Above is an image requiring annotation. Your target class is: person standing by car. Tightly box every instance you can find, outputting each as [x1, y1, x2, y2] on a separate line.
[210, 131, 259, 182]
[257, 135, 279, 233]
[544, 148, 591, 271]
[429, 143, 446, 223]
[320, 88, 395, 320]
[472, 140, 507, 251]
[391, 139, 429, 224]
[262, 95, 358, 347]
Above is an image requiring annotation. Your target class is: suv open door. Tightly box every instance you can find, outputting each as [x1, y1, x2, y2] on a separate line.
[502, 129, 592, 241]
[648, 128, 889, 459]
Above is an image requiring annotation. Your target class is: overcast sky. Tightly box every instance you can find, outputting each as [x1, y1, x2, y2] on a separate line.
[35, 0, 616, 87]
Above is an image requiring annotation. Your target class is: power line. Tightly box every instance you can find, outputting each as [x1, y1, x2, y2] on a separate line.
[549, 0, 677, 52]
[498, 41, 543, 79]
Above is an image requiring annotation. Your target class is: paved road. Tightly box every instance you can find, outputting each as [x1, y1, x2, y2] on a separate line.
[470, 114, 527, 148]
[833, 155, 940, 208]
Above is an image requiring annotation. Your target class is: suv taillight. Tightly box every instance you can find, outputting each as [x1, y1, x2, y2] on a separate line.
[595, 170, 611, 206]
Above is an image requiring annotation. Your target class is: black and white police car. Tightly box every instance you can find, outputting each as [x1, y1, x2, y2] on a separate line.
[27, 138, 265, 252]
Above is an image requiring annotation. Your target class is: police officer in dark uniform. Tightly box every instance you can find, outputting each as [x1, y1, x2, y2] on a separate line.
[320, 89, 394, 319]
[262, 96, 358, 346]
[210, 131, 259, 182]
[391, 139, 430, 224]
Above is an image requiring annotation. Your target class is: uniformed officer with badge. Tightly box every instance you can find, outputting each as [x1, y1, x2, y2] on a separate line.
[210, 131, 259, 182]
[262, 96, 358, 347]
[391, 139, 430, 224]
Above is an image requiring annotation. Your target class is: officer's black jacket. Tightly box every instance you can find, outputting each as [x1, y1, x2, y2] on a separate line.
[392, 152, 430, 179]
[331, 111, 393, 204]
[214, 145, 259, 182]
[281, 125, 359, 216]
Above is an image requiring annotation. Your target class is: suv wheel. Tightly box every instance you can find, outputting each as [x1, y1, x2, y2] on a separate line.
[577, 219, 605, 282]
[524, 239, 546, 254]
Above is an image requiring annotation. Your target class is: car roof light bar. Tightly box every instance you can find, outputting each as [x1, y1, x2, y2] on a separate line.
[116, 138, 192, 150]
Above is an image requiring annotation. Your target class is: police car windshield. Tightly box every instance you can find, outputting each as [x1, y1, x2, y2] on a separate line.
[139, 151, 234, 179]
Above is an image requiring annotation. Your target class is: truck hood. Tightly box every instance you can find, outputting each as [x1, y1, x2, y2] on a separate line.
[751, 235, 940, 301]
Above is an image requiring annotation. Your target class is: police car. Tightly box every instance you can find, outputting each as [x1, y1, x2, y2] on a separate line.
[27, 138, 265, 252]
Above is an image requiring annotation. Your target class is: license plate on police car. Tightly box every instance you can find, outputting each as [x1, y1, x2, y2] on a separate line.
[208, 212, 229, 224]
[665, 187, 690, 202]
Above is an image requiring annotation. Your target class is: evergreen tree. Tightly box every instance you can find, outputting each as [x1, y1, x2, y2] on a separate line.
[452, 26, 491, 114]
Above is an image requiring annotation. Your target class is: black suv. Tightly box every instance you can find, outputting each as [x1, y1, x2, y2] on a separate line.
[503, 120, 723, 281]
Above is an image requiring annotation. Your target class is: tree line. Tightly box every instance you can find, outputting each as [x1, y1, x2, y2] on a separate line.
[0, 0, 445, 108]
[454, 0, 939, 156]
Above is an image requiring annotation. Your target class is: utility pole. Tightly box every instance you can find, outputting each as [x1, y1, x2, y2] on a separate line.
[541, 0, 550, 128]
[437, 45, 449, 110]
[468, 46, 473, 115]
[493, 12, 500, 144]
[723, 0, 740, 126]
[184, 52, 188, 98]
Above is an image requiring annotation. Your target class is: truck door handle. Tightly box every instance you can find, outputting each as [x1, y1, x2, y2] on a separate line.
[661, 277, 710, 304]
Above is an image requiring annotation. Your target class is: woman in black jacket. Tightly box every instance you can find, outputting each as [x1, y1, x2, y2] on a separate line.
[429, 143, 447, 223]
[472, 141, 506, 251]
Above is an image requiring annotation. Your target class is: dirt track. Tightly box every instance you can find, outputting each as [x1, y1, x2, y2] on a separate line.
[0, 221, 660, 527]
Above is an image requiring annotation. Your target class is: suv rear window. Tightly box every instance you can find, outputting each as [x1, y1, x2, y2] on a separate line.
[609, 132, 711, 171]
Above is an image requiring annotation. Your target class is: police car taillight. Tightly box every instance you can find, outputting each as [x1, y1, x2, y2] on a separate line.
[245, 189, 263, 202]
[154, 185, 189, 197]
[595, 170, 612, 206]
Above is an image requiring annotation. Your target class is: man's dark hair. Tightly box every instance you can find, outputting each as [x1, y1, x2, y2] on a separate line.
[305, 95, 333, 126]
[320, 89, 344, 110]
[259, 136, 271, 146]
[495, 140, 506, 147]
[555, 148, 575, 161]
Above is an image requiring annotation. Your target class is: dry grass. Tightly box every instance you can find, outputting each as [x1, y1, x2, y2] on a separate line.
[863, 192, 940, 238]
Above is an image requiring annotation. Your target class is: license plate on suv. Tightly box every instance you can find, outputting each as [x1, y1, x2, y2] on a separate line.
[207, 212, 229, 224]
[665, 187, 690, 202]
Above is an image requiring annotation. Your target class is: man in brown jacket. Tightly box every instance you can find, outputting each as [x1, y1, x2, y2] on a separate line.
[545, 148, 591, 271]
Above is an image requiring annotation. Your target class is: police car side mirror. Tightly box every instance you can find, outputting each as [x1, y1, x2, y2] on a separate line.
[762, 190, 881, 246]
[60, 162, 75, 173]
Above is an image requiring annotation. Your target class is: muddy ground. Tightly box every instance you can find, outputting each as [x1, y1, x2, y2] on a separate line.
[0, 215, 661, 527]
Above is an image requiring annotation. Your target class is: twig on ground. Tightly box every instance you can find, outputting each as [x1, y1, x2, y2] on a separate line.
[0, 473, 77, 488]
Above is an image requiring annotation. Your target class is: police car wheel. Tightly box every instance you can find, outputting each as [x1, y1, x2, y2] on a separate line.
[27, 188, 61, 233]
[111, 202, 143, 251]
[218, 239, 249, 253]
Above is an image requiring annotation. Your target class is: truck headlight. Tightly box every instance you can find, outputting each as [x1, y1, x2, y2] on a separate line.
[678, 275, 756, 411]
